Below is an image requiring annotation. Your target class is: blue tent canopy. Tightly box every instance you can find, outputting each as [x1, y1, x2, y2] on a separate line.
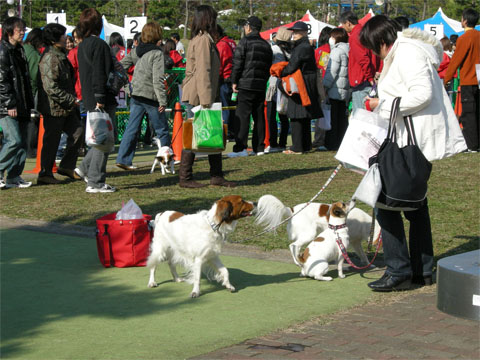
[410, 11, 460, 38]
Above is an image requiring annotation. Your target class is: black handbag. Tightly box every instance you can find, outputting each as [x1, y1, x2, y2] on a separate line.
[369, 97, 432, 211]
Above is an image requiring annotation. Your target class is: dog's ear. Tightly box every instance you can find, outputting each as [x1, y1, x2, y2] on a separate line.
[215, 200, 233, 224]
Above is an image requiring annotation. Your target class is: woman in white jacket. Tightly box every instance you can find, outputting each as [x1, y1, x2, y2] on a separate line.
[323, 28, 350, 150]
[360, 16, 466, 292]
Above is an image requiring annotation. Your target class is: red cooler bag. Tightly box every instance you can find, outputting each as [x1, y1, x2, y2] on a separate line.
[95, 213, 153, 267]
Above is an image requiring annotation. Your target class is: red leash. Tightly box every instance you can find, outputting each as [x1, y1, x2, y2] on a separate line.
[335, 232, 383, 270]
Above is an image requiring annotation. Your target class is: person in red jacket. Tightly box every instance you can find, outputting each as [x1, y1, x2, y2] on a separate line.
[339, 11, 380, 112]
[444, 8, 480, 153]
[216, 25, 236, 140]
[437, 37, 453, 81]
[67, 28, 83, 111]
[314, 26, 332, 78]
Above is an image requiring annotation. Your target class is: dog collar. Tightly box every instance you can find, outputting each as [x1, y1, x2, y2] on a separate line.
[205, 215, 221, 232]
[328, 224, 347, 231]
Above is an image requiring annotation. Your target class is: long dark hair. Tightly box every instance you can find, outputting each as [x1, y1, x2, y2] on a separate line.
[25, 28, 44, 50]
[190, 5, 217, 39]
[318, 26, 332, 47]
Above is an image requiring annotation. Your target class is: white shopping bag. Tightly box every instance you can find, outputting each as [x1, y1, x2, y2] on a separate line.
[353, 163, 382, 208]
[85, 109, 115, 153]
[335, 108, 388, 173]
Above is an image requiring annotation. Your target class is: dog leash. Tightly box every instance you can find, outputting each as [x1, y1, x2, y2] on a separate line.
[233, 163, 343, 243]
[335, 230, 383, 270]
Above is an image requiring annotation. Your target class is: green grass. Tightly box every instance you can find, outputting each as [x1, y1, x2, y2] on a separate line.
[1, 229, 375, 360]
[2, 146, 479, 259]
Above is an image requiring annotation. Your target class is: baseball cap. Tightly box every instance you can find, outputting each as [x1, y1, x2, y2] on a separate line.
[245, 16, 262, 31]
[287, 21, 308, 32]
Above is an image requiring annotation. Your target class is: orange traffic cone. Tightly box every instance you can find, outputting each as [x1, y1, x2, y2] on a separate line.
[25, 115, 57, 174]
[264, 100, 270, 148]
[171, 102, 184, 162]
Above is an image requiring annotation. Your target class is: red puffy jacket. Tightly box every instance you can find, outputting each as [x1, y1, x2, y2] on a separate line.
[216, 36, 235, 81]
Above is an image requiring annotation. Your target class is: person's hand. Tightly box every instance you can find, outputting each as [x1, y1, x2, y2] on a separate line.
[201, 104, 211, 109]
[95, 102, 104, 109]
[365, 97, 379, 110]
[232, 84, 238, 93]
[158, 105, 165, 113]
[7, 108, 17, 117]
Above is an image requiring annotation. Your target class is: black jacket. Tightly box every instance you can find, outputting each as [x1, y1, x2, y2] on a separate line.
[281, 36, 322, 119]
[0, 39, 34, 117]
[77, 36, 116, 112]
[231, 31, 272, 91]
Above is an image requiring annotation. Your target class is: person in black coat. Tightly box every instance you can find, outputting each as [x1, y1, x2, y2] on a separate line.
[281, 22, 322, 154]
[0, 17, 34, 188]
[228, 16, 273, 157]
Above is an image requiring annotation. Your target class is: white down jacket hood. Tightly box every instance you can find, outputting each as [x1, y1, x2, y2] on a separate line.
[377, 28, 466, 161]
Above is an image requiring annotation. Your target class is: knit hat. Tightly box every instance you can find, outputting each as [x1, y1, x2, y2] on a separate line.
[276, 27, 292, 42]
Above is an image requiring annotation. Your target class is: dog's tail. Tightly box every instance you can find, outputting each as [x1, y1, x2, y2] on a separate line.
[255, 195, 293, 232]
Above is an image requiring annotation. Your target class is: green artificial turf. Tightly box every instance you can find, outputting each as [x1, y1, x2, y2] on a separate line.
[1, 229, 374, 360]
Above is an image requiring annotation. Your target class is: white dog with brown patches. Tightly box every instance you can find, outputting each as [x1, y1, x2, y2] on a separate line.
[255, 195, 380, 267]
[147, 195, 256, 298]
[297, 201, 354, 281]
[150, 139, 175, 175]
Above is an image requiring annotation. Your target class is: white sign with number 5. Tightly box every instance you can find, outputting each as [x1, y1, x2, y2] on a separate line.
[124, 16, 147, 40]
[424, 24, 444, 39]
[46, 13, 67, 26]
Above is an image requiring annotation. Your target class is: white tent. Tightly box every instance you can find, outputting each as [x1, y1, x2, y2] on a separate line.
[260, 10, 331, 41]
[101, 15, 125, 42]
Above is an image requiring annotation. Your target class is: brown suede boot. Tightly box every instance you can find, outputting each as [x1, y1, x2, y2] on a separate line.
[178, 150, 208, 188]
[210, 176, 237, 187]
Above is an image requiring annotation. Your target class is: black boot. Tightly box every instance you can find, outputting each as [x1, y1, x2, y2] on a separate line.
[209, 153, 237, 187]
[178, 150, 207, 188]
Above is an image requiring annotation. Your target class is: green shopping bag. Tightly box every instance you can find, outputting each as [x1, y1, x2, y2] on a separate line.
[192, 103, 224, 150]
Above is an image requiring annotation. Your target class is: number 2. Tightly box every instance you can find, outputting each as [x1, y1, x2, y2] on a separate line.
[130, 20, 138, 34]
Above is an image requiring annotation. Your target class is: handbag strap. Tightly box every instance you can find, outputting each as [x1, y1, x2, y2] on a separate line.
[387, 97, 418, 146]
[102, 224, 112, 267]
[387, 97, 401, 142]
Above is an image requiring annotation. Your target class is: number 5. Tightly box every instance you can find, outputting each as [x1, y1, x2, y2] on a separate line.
[430, 26, 437, 35]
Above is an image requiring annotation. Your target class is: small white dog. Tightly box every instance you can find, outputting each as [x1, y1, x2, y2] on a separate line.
[297, 201, 354, 281]
[255, 195, 380, 267]
[147, 195, 256, 298]
[150, 138, 175, 175]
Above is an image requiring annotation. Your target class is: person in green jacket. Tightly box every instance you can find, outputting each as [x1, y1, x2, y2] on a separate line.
[23, 28, 43, 158]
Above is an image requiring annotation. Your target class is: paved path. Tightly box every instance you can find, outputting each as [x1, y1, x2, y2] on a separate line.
[2, 217, 479, 360]
[192, 287, 479, 359]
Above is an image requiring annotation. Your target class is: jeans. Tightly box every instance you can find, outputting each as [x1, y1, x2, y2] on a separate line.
[233, 89, 265, 153]
[351, 82, 372, 113]
[78, 104, 116, 188]
[219, 82, 235, 135]
[0, 116, 28, 181]
[376, 201, 434, 278]
[116, 96, 170, 166]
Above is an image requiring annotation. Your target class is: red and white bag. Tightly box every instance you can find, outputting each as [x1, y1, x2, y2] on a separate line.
[95, 213, 152, 268]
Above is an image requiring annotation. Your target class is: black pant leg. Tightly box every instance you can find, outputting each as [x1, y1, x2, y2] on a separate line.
[59, 109, 84, 170]
[40, 115, 63, 177]
[460, 85, 480, 151]
[232, 90, 253, 152]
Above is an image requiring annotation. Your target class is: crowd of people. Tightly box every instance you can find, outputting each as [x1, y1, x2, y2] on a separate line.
[0, 6, 478, 195]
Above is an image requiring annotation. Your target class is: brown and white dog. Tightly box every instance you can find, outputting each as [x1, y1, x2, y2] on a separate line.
[297, 201, 354, 281]
[255, 195, 380, 267]
[147, 195, 256, 298]
[150, 139, 175, 175]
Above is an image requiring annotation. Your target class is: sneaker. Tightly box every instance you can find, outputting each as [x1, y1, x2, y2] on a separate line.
[74, 168, 88, 183]
[116, 163, 138, 171]
[0, 179, 6, 189]
[5, 177, 33, 189]
[256, 152, 265, 156]
[86, 184, 117, 193]
[57, 167, 81, 180]
[316, 146, 328, 152]
[227, 149, 249, 158]
[267, 147, 283, 153]
[264, 146, 271, 153]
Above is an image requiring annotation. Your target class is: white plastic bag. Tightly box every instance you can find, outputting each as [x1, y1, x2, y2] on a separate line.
[85, 109, 115, 153]
[276, 90, 288, 115]
[115, 199, 143, 220]
[335, 108, 388, 173]
[353, 163, 382, 208]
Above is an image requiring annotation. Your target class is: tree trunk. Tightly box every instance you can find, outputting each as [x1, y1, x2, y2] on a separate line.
[422, 0, 427, 20]
[184, 0, 188, 39]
